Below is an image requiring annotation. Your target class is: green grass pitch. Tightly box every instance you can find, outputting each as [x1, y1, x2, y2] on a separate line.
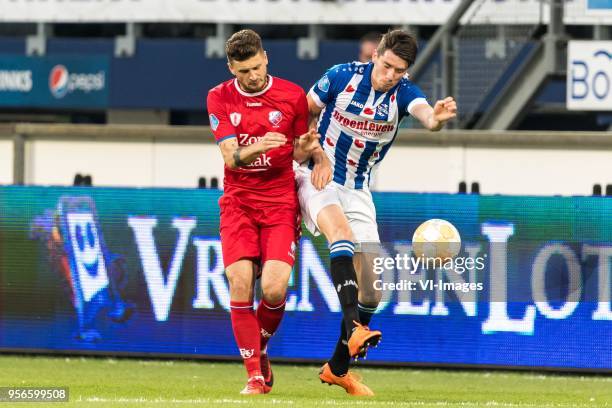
[0, 355, 610, 407]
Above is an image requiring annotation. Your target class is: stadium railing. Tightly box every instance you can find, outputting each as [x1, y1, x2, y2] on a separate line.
[2, 123, 612, 187]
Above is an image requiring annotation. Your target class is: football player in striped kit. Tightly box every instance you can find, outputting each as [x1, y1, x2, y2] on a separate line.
[297, 29, 457, 396]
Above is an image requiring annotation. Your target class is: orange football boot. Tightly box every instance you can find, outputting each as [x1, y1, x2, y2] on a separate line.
[319, 363, 374, 396]
[347, 321, 381, 359]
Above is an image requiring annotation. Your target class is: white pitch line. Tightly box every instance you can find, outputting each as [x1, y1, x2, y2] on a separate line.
[75, 396, 607, 407]
[79, 396, 295, 405]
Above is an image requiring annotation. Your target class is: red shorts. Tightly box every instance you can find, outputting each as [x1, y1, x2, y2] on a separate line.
[219, 194, 300, 268]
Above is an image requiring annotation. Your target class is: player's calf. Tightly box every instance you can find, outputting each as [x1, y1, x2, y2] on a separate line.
[256, 297, 286, 392]
[329, 240, 361, 335]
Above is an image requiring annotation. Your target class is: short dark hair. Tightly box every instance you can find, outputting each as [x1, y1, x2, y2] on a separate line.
[225, 29, 264, 62]
[377, 29, 418, 67]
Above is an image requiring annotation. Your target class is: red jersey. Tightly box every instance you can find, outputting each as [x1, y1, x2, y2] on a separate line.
[207, 75, 308, 203]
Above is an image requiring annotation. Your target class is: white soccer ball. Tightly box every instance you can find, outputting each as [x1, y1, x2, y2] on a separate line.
[412, 219, 461, 260]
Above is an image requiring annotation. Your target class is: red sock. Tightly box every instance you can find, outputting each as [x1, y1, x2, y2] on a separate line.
[230, 301, 261, 378]
[256, 297, 286, 351]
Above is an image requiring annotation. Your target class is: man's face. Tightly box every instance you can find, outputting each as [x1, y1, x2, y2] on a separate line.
[371, 49, 409, 92]
[228, 51, 269, 93]
[359, 41, 378, 63]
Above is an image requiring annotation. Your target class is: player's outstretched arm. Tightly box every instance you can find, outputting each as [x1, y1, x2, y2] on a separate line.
[293, 129, 332, 190]
[303, 94, 332, 189]
[293, 129, 321, 163]
[307, 94, 324, 131]
[411, 96, 457, 131]
[218, 132, 287, 169]
[310, 149, 332, 190]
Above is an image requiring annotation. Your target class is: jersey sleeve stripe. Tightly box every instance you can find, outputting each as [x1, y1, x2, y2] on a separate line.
[407, 97, 429, 115]
[216, 134, 236, 144]
[308, 88, 326, 108]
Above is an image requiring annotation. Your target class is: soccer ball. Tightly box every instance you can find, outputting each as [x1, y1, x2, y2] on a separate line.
[412, 219, 461, 260]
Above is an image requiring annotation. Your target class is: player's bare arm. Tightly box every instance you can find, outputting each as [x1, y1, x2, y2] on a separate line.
[218, 132, 287, 169]
[310, 148, 332, 190]
[293, 128, 322, 164]
[304, 94, 333, 189]
[411, 96, 457, 131]
[307, 95, 324, 131]
[294, 128, 332, 190]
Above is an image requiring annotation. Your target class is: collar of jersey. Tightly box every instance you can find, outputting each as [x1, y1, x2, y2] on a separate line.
[364, 63, 385, 100]
[233, 75, 273, 97]
[363, 63, 374, 88]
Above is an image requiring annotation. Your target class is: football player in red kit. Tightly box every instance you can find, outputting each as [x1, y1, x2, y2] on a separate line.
[207, 29, 330, 395]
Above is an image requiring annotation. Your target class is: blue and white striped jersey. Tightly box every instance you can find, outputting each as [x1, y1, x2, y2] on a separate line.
[308, 61, 428, 190]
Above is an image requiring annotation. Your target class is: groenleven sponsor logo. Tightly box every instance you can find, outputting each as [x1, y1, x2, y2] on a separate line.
[332, 109, 395, 133]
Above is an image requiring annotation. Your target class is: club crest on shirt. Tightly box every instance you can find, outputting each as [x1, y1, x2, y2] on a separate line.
[318, 75, 330, 92]
[209, 114, 219, 131]
[376, 103, 389, 117]
[230, 112, 241, 127]
[269, 110, 283, 127]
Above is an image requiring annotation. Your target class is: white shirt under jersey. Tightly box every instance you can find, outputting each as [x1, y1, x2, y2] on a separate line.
[308, 61, 428, 190]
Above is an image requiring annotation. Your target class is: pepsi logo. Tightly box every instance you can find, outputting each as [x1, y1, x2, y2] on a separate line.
[49, 65, 69, 98]
[48, 65, 106, 99]
[363, 107, 374, 115]
[354, 139, 365, 148]
[345, 85, 355, 93]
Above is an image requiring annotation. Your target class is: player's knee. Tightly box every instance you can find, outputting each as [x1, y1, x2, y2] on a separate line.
[317, 206, 354, 243]
[226, 272, 252, 297]
[229, 281, 251, 298]
[263, 291, 286, 306]
[327, 222, 354, 243]
[261, 281, 287, 304]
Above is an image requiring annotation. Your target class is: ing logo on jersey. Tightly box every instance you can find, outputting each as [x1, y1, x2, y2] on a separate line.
[377, 103, 389, 117]
[318, 75, 330, 93]
[269, 111, 283, 127]
[209, 114, 220, 131]
[230, 112, 241, 127]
